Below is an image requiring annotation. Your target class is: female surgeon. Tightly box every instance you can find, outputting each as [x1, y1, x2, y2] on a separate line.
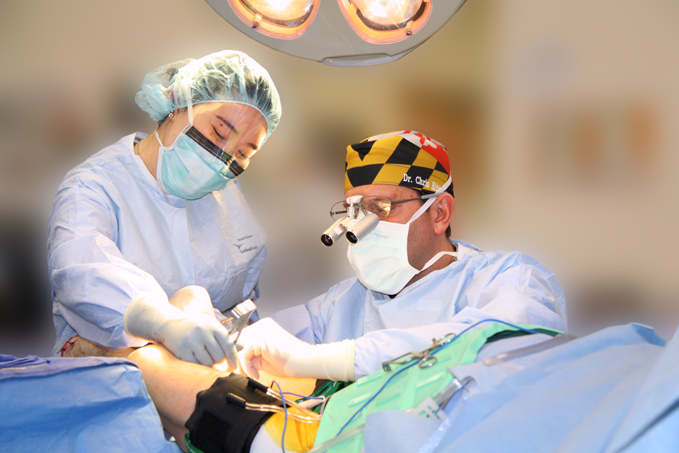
[47, 50, 281, 368]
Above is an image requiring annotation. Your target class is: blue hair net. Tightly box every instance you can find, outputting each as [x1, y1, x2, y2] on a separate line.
[135, 50, 281, 138]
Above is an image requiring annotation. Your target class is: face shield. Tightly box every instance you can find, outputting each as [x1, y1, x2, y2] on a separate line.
[155, 100, 268, 200]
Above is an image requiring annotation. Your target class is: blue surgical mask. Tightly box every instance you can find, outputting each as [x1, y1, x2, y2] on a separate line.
[154, 105, 246, 200]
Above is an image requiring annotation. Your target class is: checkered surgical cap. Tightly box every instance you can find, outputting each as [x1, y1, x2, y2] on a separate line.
[345, 130, 453, 196]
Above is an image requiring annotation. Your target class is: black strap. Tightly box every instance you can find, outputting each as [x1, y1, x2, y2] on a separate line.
[185, 374, 281, 453]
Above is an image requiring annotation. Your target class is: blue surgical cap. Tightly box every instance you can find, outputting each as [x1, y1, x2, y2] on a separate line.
[135, 50, 281, 138]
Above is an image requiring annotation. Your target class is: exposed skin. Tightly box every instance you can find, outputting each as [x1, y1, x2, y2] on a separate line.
[344, 184, 456, 290]
[128, 344, 315, 452]
[134, 102, 268, 180]
[68, 286, 313, 451]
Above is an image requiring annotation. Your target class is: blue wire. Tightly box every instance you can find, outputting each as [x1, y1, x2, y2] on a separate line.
[335, 356, 419, 435]
[335, 319, 542, 436]
[282, 391, 325, 401]
[272, 380, 287, 453]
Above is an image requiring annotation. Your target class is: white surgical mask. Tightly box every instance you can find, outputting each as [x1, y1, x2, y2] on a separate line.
[347, 179, 455, 295]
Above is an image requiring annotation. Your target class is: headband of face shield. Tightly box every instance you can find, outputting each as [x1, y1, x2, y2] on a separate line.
[155, 101, 260, 200]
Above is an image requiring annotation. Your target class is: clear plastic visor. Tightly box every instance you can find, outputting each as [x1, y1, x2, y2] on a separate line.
[178, 101, 269, 176]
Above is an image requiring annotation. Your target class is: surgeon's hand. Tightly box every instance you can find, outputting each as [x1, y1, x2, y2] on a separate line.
[156, 313, 238, 367]
[236, 318, 355, 382]
[124, 295, 238, 368]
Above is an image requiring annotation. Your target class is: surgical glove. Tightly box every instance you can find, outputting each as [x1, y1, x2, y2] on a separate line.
[237, 318, 355, 382]
[123, 295, 238, 368]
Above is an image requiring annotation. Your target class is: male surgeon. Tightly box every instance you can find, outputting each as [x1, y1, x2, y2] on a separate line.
[237, 130, 567, 383]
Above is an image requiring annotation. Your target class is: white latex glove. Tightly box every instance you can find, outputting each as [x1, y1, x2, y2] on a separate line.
[237, 318, 355, 382]
[124, 294, 238, 368]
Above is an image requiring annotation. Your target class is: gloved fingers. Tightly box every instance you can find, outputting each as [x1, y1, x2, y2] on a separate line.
[161, 340, 194, 365]
[192, 344, 216, 367]
[234, 324, 258, 353]
[203, 334, 228, 366]
[230, 355, 246, 375]
[261, 358, 292, 378]
[213, 329, 239, 370]
[242, 345, 261, 379]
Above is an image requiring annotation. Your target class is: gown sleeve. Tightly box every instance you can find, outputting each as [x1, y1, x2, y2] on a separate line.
[351, 262, 567, 380]
[270, 304, 317, 345]
[48, 180, 168, 349]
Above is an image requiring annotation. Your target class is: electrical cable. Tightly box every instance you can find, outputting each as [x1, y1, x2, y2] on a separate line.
[282, 391, 325, 401]
[283, 392, 326, 409]
[272, 380, 287, 453]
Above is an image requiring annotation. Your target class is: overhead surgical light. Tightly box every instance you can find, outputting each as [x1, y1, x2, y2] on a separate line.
[337, 0, 432, 44]
[205, 0, 466, 66]
[225, 0, 320, 39]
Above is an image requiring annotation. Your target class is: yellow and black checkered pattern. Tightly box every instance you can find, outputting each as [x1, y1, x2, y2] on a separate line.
[345, 133, 453, 196]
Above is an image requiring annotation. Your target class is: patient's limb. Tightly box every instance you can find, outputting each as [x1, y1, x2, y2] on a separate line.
[61, 287, 219, 359]
[60, 335, 135, 358]
[128, 344, 316, 452]
[128, 344, 217, 449]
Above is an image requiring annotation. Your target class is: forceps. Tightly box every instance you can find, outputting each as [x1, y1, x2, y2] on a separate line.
[382, 333, 457, 372]
[220, 299, 257, 343]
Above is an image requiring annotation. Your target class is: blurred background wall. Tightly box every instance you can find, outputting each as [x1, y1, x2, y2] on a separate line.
[0, 0, 677, 357]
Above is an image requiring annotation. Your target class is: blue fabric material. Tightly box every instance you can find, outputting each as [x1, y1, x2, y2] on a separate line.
[272, 241, 567, 379]
[394, 323, 679, 453]
[48, 133, 267, 355]
[0, 355, 180, 452]
[0, 354, 137, 380]
[363, 411, 439, 453]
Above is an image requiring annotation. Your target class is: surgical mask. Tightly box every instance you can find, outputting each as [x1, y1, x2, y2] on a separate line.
[347, 180, 455, 295]
[155, 104, 246, 200]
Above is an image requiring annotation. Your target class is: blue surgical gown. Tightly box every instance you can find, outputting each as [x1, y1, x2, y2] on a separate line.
[48, 133, 267, 355]
[272, 241, 567, 379]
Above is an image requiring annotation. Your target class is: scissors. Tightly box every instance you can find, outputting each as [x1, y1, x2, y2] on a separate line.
[220, 299, 257, 344]
[381, 332, 457, 372]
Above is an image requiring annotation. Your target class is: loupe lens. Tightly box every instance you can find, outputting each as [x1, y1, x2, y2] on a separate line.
[345, 213, 379, 244]
[320, 217, 352, 247]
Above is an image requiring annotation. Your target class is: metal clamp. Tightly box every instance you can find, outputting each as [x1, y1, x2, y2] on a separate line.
[381, 333, 457, 372]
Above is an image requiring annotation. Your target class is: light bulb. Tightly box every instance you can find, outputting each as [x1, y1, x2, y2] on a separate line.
[248, 0, 313, 21]
[352, 0, 422, 25]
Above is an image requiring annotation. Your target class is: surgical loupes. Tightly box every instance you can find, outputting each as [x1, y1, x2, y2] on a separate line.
[320, 195, 379, 246]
